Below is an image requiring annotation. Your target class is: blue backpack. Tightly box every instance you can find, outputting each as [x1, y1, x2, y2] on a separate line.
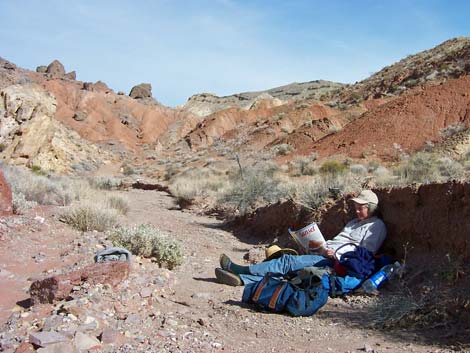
[241, 271, 330, 316]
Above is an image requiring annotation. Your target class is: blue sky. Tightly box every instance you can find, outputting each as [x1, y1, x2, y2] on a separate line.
[0, 0, 469, 106]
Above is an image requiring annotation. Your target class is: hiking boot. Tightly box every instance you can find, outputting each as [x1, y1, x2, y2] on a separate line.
[215, 268, 243, 286]
[219, 254, 232, 271]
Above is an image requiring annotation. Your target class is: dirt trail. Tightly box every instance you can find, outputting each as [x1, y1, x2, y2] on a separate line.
[0, 190, 457, 352]
[120, 190, 448, 353]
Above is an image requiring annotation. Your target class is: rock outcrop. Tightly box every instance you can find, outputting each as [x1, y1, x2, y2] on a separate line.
[46, 60, 66, 78]
[0, 84, 111, 174]
[0, 84, 57, 146]
[129, 83, 152, 99]
[182, 80, 345, 116]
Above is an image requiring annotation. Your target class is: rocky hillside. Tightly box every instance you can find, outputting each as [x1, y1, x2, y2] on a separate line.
[338, 37, 470, 102]
[1, 37, 470, 177]
[0, 58, 201, 174]
[182, 80, 345, 117]
[308, 74, 470, 161]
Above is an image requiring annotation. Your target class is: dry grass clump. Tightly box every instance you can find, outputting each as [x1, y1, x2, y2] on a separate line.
[271, 143, 292, 156]
[108, 224, 183, 269]
[60, 202, 119, 232]
[290, 153, 318, 176]
[107, 195, 130, 215]
[319, 160, 348, 176]
[2, 164, 90, 207]
[89, 176, 122, 190]
[438, 122, 466, 139]
[12, 192, 37, 215]
[283, 174, 362, 210]
[220, 161, 287, 215]
[168, 166, 229, 206]
[396, 152, 465, 184]
[368, 292, 427, 329]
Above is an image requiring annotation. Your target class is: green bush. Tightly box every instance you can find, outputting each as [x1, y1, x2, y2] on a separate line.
[108, 224, 183, 269]
[61, 203, 118, 232]
[319, 161, 347, 176]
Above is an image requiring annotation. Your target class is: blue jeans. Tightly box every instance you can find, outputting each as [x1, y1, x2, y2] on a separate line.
[239, 254, 332, 285]
[239, 254, 361, 294]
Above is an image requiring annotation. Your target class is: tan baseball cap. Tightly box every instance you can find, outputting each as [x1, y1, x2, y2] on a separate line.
[351, 190, 378, 205]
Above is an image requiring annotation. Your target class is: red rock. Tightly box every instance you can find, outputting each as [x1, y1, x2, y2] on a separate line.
[30, 262, 130, 304]
[14, 342, 35, 353]
[0, 169, 13, 216]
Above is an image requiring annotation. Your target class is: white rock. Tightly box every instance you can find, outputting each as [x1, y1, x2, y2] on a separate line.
[73, 331, 101, 351]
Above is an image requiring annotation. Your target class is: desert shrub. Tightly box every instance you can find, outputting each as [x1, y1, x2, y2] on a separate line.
[291, 153, 318, 176]
[169, 166, 229, 205]
[367, 160, 381, 172]
[350, 164, 368, 175]
[439, 123, 466, 139]
[3, 165, 76, 206]
[30, 165, 47, 176]
[89, 176, 122, 190]
[220, 163, 286, 215]
[287, 174, 361, 210]
[107, 195, 130, 215]
[122, 165, 135, 176]
[61, 203, 118, 232]
[108, 224, 183, 269]
[373, 166, 396, 186]
[397, 152, 440, 183]
[163, 165, 180, 181]
[437, 157, 464, 180]
[319, 160, 347, 176]
[295, 180, 329, 210]
[12, 192, 37, 214]
[271, 143, 292, 156]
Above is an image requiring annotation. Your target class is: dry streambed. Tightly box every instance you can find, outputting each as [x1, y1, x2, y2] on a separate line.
[0, 189, 456, 352]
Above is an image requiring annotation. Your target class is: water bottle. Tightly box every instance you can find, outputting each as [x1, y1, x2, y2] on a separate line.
[361, 261, 402, 294]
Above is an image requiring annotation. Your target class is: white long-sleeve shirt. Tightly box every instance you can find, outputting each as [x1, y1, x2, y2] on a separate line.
[325, 216, 387, 255]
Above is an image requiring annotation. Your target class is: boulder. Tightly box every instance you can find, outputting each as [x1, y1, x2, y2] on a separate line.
[29, 331, 68, 347]
[63, 71, 76, 80]
[3, 61, 16, 70]
[46, 60, 66, 78]
[36, 66, 47, 74]
[30, 262, 130, 304]
[129, 83, 152, 99]
[83, 81, 111, 93]
[73, 332, 101, 351]
[0, 169, 13, 216]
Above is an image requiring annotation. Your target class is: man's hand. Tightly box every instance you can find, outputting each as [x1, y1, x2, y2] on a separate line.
[325, 248, 336, 259]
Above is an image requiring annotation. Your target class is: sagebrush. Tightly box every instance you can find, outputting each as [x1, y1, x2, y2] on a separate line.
[108, 224, 183, 269]
[60, 203, 118, 232]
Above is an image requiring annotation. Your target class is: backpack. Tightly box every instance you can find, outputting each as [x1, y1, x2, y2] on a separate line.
[241, 270, 330, 317]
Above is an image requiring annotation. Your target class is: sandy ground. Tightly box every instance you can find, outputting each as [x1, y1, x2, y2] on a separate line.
[0, 189, 462, 352]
